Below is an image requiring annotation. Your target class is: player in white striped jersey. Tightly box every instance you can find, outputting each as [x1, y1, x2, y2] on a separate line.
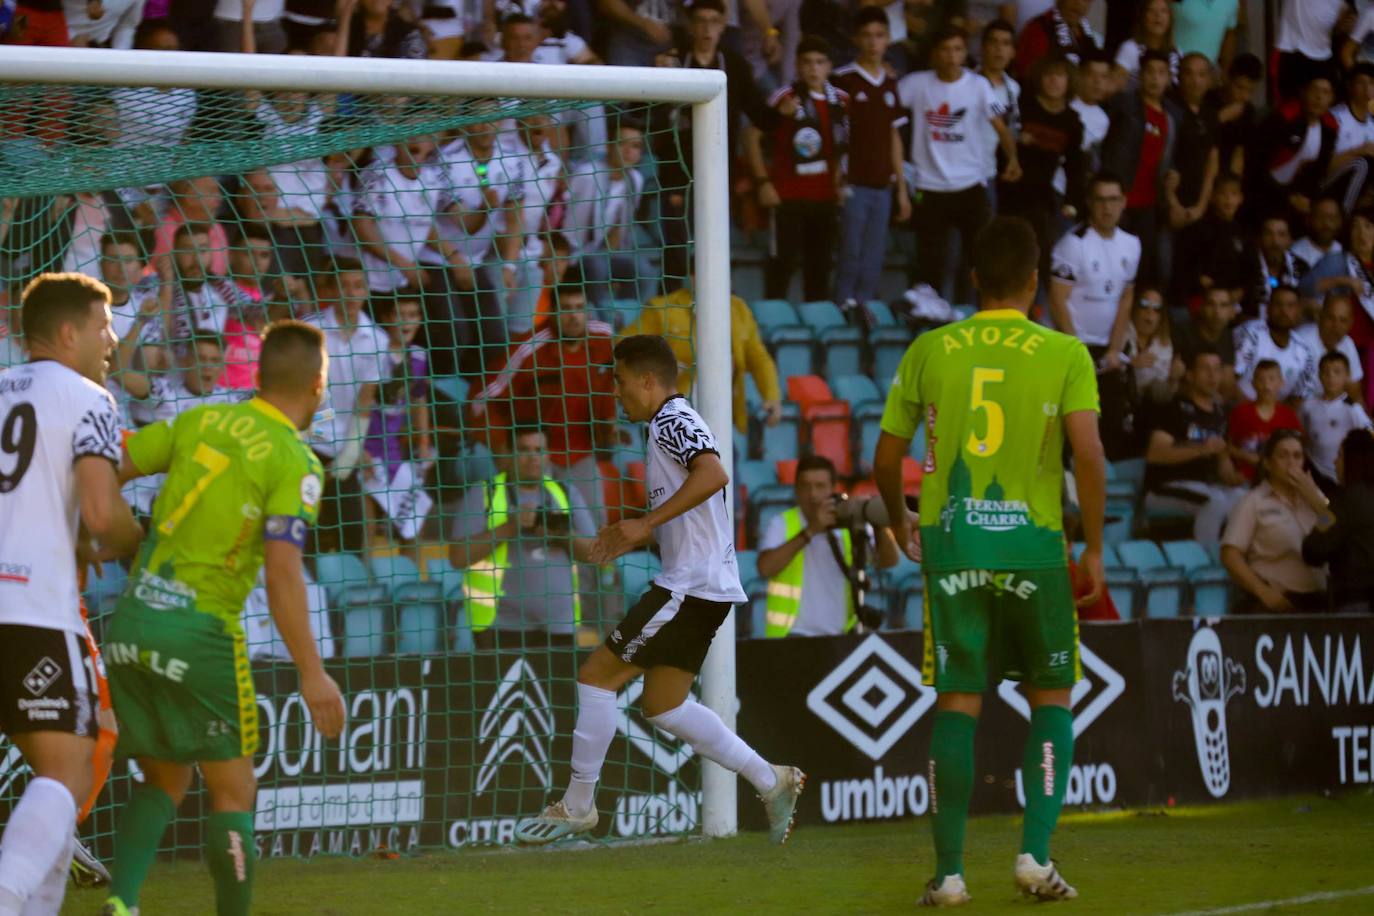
[515, 335, 804, 847]
[0, 274, 142, 916]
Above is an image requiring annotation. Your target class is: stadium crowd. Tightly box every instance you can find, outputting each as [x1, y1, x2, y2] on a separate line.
[2, 0, 1373, 652]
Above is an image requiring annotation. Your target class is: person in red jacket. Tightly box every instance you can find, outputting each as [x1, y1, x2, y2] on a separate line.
[1015, 0, 1102, 80]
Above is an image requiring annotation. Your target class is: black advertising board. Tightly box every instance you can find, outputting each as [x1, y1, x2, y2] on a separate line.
[3, 617, 1371, 857]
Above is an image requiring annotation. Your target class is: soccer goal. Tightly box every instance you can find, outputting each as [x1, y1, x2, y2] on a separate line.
[0, 46, 740, 858]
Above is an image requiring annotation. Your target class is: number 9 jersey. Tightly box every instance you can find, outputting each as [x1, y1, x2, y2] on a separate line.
[879, 310, 1099, 574]
[0, 360, 123, 636]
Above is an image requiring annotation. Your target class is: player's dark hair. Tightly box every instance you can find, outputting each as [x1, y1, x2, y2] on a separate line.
[614, 335, 679, 388]
[501, 12, 536, 28]
[259, 320, 326, 394]
[1341, 428, 1374, 487]
[1140, 48, 1172, 71]
[553, 278, 587, 307]
[20, 272, 112, 345]
[369, 289, 422, 324]
[1253, 358, 1282, 377]
[1213, 171, 1242, 192]
[853, 6, 889, 31]
[1030, 53, 1076, 98]
[981, 18, 1015, 44]
[972, 217, 1039, 301]
[692, 0, 727, 17]
[322, 257, 367, 284]
[1078, 46, 1112, 68]
[796, 453, 837, 484]
[1228, 52, 1264, 82]
[512, 424, 545, 443]
[1088, 171, 1125, 196]
[459, 40, 489, 58]
[796, 34, 831, 59]
[1319, 350, 1351, 372]
[1270, 283, 1300, 303]
[187, 332, 224, 352]
[932, 25, 967, 49]
[1322, 290, 1354, 312]
[1350, 61, 1374, 83]
[1180, 51, 1212, 73]
[231, 220, 273, 246]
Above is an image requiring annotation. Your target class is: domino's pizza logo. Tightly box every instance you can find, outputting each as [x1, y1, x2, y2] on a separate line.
[23, 657, 61, 697]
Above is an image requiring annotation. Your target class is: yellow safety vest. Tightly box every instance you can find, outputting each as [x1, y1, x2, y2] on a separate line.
[765, 507, 854, 638]
[462, 472, 580, 632]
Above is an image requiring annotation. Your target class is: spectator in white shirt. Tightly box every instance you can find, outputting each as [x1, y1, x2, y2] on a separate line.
[1290, 195, 1344, 269]
[564, 121, 655, 320]
[1294, 292, 1365, 403]
[500, 114, 565, 336]
[112, 22, 198, 148]
[1323, 63, 1374, 214]
[1274, 0, 1350, 101]
[65, 0, 145, 48]
[218, 0, 288, 53]
[1234, 284, 1320, 404]
[1301, 351, 1374, 490]
[350, 138, 448, 294]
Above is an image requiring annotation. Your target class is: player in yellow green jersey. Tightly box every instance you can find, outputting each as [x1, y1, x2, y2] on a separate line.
[101, 322, 347, 916]
[875, 217, 1107, 907]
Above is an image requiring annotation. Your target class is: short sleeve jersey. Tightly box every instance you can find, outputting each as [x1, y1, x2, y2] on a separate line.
[1050, 224, 1142, 346]
[646, 395, 747, 602]
[125, 397, 324, 629]
[0, 361, 123, 635]
[880, 310, 1099, 572]
[898, 69, 1000, 193]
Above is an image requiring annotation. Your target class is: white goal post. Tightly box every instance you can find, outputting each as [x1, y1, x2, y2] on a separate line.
[0, 47, 740, 838]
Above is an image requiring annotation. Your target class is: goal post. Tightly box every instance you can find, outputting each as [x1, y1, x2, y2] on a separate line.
[0, 48, 738, 840]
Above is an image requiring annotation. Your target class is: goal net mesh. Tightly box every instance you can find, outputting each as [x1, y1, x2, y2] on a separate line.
[0, 78, 705, 860]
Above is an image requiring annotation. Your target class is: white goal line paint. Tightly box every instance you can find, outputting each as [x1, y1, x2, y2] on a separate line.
[1166, 884, 1374, 915]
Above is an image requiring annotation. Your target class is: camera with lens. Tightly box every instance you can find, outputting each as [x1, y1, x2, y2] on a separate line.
[533, 507, 572, 537]
[828, 493, 890, 530]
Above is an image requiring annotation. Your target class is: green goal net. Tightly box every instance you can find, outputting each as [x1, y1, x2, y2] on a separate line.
[0, 76, 707, 861]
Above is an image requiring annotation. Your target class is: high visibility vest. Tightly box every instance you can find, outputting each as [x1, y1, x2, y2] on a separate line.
[463, 472, 580, 632]
[765, 507, 854, 638]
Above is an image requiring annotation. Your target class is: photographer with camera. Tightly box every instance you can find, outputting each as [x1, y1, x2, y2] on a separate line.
[756, 455, 901, 637]
[452, 426, 599, 650]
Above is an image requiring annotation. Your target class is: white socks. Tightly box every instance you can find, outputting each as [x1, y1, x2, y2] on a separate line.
[0, 776, 77, 916]
[563, 683, 619, 818]
[18, 834, 73, 916]
[647, 700, 777, 794]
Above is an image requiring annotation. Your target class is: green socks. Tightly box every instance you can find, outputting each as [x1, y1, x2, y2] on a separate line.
[1021, 705, 1074, 866]
[206, 811, 256, 916]
[109, 783, 177, 907]
[928, 710, 978, 882]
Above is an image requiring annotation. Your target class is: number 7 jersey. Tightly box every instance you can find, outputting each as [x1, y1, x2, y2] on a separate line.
[0, 360, 124, 635]
[124, 397, 324, 629]
[880, 309, 1099, 573]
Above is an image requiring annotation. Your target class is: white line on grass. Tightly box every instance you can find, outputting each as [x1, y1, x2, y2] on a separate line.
[1166, 884, 1374, 915]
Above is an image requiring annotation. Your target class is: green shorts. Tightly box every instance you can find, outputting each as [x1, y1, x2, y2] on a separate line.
[920, 567, 1080, 692]
[103, 597, 258, 763]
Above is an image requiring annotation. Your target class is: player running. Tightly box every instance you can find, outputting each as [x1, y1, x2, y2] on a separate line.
[0, 273, 144, 916]
[514, 335, 804, 845]
[874, 217, 1107, 906]
[100, 321, 347, 916]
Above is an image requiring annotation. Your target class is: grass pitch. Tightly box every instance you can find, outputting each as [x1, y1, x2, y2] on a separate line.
[63, 792, 1374, 914]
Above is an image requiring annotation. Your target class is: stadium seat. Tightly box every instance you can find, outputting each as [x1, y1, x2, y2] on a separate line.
[901, 456, 924, 494]
[855, 401, 885, 477]
[618, 551, 661, 607]
[797, 300, 848, 331]
[1105, 568, 1139, 620]
[394, 581, 445, 655]
[425, 557, 467, 603]
[608, 298, 642, 330]
[804, 401, 853, 478]
[759, 401, 801, 463]
[340, 583, 390, 657]
[735, 460, 778, 498]
[1116, 540, 1170, 571]
[848, 478, 879, 499]
[314, 552, 370, 604]
[820, 326, 864, 377]
[744, 374, 763, 413]
[951, 304, 975, 321]
[776, 459, 798, 485]
[1141, 567, 1188, 618]
[1189, 565, 1232, 616]
[897, 571, 925, 631]
[1163, 540, 1212, 571]
[1104, 461, 1139, 502]
[768, 325, 816, 378]
[786, 375, 834, 412]
[829, 374, 882, 407]
[1103, 498, 1135, 546]
[745, 578, 768, 639]
[1072, 543, 1121, 566]
[611, 423, 645, 474]
[451, 602, 476, 654]
[459, 442, 497, 489]
[865, 300, 897, 326]
[369, 554, 421, 592]
[1111, 458, 1147, 490]
[736, 550, 759, 587]
[751, 299, 801, 332]
[748, 483, 795, 545]
[871, 327, 913, 383]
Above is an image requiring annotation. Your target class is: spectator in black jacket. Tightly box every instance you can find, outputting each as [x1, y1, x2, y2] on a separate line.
[1247, 73, 1338, 225]
[1101, 49, 1176, 288]
[652, 0, 771, 285]
[1000, 54, 1087, 280]
[1174, 172, 1247, 307]
[1299, 428, 1374, 612]
[1206, 52, 1264, 180]
[1243, 212, 1310, 321]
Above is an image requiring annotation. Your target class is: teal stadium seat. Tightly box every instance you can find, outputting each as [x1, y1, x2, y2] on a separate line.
[340, 583, 390, 657]
[618, 551, 661, 607]
[768, 325, 816, 378]
[314, 552, 370, 605]
[797, 300, 848, 331]
[745, 578, 768, 638]
[865, 300, 897, 326]
[1189, 565, 1232, 616]
[394, 581, 445, 654]
[759, 402, 801, 463]
[751, 299, 801, 333]
[1163, 540, 1212, 571]
[369, 554, 421, 591]
[820, 325, 864, 377]
[871, 327, 913, 384]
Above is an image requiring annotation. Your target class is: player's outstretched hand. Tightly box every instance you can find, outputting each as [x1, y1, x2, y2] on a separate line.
[589, 518, 652, 564]
[303, 669, 346, 739]
[1074, 547, 1105, 609]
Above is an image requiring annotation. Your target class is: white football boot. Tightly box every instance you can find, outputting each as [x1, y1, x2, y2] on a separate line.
[759, 764, 805, 845]
[918, 874, 971, 907]
[514, 800, 599, 846]
[1014, 853, 1079, 901]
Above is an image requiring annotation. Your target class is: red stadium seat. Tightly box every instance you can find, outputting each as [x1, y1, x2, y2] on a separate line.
[807, 404, 853, 478]
[776, 459, 798, 485]
[786, 375, 834, 413]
